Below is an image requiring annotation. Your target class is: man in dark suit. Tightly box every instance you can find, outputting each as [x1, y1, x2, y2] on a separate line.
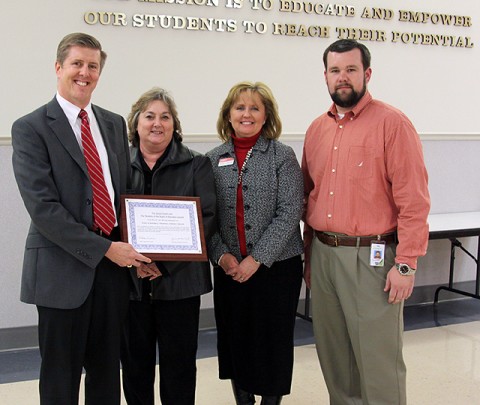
[12, 32, 152, 405]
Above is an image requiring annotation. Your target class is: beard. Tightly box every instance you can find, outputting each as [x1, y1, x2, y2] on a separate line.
[330, 79, 367, 109]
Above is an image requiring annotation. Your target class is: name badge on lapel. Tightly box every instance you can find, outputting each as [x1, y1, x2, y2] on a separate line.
[218, 157, 234, 167]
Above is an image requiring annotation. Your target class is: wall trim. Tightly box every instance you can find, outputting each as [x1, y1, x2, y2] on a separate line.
[419, 132, 480, 141]
[2, 132, 480, 146]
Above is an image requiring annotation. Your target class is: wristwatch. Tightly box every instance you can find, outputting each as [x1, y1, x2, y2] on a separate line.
[396, 263, 416, 276]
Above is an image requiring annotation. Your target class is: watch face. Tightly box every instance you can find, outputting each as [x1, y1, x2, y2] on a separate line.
[399, 264, 410, 274]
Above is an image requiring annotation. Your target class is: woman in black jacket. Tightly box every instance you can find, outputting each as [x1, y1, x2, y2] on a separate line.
[120, 87, 216, 405]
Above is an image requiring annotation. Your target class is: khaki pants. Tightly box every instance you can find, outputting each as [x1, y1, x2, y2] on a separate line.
[310, 236, 406, 405]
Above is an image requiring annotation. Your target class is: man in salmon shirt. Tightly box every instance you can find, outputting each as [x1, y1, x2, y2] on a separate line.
[302, 39, 430, 405]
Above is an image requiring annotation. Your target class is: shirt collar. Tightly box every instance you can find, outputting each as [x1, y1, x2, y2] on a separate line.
[231, 131, 261, 149]
[56, 92, 94, 126]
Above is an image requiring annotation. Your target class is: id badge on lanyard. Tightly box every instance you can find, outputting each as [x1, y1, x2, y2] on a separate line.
[370, 240, 386, 267]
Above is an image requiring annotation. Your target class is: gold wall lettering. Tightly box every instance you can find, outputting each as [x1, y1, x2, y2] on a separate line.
[83, 1, 475, 48]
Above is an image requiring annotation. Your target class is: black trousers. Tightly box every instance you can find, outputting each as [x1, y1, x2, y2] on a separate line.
[37, 257, 130, 405]
[121, 295, 201, 405]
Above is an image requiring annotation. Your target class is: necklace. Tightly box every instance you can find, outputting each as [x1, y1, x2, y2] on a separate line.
[238, 147, 253, 185]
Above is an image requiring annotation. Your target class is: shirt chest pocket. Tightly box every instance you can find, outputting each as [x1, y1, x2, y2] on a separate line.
[347, 146, 373, 179]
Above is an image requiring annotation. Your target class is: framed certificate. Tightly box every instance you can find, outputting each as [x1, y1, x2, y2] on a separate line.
[120, 195, 207, 262]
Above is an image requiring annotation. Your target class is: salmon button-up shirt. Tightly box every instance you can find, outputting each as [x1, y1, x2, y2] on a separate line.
[302, 91, 430, 269]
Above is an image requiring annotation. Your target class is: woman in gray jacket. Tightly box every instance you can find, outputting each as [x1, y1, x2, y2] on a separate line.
[206, 82, 303, 405]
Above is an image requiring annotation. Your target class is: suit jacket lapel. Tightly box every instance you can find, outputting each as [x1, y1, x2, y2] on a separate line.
[46, 98, 121, 210]
[46, 98, 89, 177]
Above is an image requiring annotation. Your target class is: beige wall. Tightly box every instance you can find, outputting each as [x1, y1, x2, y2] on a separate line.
[1, 0, 480, 331]
[1, 0, 478, 137]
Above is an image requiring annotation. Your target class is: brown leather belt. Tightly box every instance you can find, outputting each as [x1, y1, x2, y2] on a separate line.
[315, 231, 396, 247]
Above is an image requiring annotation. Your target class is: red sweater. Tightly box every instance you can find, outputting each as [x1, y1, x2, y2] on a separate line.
[232, 132, 261, 256]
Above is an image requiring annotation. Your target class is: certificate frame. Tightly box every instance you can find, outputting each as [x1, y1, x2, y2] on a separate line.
[120, 195, 207, 262]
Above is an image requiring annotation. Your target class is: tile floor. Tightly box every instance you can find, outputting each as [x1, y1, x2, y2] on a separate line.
[1, 299, 480, 404]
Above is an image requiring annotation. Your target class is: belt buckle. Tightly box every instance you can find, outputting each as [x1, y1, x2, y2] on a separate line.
[333, 234, 339, 247]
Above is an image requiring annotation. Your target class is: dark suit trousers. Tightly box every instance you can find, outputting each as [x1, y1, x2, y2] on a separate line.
[37, 256, 130, 405]
[121, 295, 200, 405]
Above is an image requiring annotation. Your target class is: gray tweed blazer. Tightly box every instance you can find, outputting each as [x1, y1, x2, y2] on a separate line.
[206, 135, 303, 268]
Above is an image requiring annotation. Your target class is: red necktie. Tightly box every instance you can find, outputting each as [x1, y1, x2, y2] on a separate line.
[79, 109, 116, 235]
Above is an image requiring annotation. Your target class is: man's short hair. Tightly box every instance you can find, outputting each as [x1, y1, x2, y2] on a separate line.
[323, 39, 371, 70]
[56, 32, 107, 72]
